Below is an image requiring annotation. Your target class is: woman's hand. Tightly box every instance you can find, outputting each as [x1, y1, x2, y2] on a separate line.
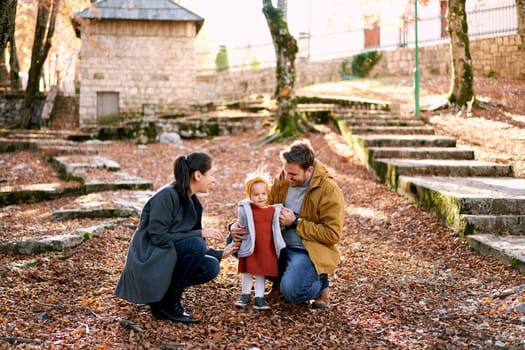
[230, 222, 248, 241]
[222, 240, 240, 259]
[202, 228, 224, 240]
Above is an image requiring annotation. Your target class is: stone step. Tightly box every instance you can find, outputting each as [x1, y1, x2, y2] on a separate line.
[0, 219, 124, 254]
[349, 126, 435, 135]
[0, 138, 38, 152]
[0, 183, 81, 206]
[51, 190, 153, 220]
[396, 176, 525, 235]
[82, 177, 153, 193]
[374, 159, 513, 185]
[466, 234, 525, 274]
[343, 119, 425, 127]
[296, 94, 395, 112]
[338, 113, 415, 120]
[0, 128, 95, 141]
[51, 155, 152, 193]
[0, 137, 79, 153]
[38, 145, 98, 157]
[356, 134, 457, 148]
[462, 215, 525, 235]
[367, 147, 475, 160]
[52, 155, 121, 175]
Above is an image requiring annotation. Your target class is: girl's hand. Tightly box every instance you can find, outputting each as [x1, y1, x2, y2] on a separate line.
[202, 228, 223, 240]
[230, 222, 248, 241]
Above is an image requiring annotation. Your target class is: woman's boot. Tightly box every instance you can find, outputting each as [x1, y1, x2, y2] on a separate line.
[150, 289, 192, 325]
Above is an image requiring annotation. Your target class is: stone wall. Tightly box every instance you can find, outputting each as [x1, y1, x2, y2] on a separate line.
[0, 92, 45, 127]
[196, 34, 524, 104]
[196, 58, 343, 104]
[78, 20, 198, 125]
[376, 34, 525, 78]
[50, 95, 79, 130]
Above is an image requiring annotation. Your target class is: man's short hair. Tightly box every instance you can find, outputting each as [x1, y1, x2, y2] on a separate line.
[280, 139, 315, 170]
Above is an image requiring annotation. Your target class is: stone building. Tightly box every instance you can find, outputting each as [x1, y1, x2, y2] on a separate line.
[74, 0, 204, 126]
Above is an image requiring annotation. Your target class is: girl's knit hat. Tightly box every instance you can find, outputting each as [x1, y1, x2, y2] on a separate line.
[244, 166, 271, 197]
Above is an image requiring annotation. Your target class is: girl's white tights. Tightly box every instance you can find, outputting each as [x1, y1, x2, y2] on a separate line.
[241, 273, 266, 298]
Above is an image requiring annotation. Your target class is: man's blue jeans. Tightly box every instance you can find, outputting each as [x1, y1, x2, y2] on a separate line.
[278, 248, 328, 304]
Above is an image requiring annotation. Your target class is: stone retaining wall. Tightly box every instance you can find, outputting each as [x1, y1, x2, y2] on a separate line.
[0, 92, 45, 127]
[376, 34, 524, 78]
[196, 58, 342, 104]
[197, 34, 524, 104]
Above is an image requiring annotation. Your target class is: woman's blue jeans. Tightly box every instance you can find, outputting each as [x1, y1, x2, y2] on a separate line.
[278, 248, 328, 304]
[163, 236, 220, 302]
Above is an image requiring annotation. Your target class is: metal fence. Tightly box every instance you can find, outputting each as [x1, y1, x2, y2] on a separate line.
[196, 2, 519, 74]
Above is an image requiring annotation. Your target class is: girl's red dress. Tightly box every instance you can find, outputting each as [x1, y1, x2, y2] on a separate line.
[238, 204, 278, 277]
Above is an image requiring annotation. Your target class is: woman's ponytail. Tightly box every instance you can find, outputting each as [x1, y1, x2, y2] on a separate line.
[173, 153, 212, 198]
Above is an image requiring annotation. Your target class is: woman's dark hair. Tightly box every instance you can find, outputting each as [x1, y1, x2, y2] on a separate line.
[279, 139, 315, 170]
[173, 152, 212, 198]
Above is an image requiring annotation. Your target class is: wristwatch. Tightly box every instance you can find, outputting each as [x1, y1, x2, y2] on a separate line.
[291, 214, 301, 228]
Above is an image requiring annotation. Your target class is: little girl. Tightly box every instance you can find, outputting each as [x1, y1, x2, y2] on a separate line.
[234, 169, 285, 310]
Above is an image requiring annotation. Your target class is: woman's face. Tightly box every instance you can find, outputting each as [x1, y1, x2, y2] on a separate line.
[194, 167, 216, 194]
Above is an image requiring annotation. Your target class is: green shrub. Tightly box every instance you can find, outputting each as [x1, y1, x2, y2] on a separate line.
[249, 56, 261, 69]
[215, 45, 230, 72]
[350, 50, 382, 77]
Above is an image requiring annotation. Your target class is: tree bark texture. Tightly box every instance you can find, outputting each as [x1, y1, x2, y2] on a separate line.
[446, 0, 475, 107]
[516, 0, 525, 78]
[262, 0, 302, 139]
[19, 0, 60, 128]
[0, 0, 18, 87]
[9, 25, 21, 91]
[516, 0, 525, 51]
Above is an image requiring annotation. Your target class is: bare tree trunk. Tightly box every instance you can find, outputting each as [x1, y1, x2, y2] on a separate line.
[516, 0, 525, 52]
[262, 0, 311, 141]
[9, 29, 21, 91]
[0, 0, 17, 87]
[19, 0, 60, 129]
[0, 53, 6, 87]
[278, 0, 287, 21]
[446, 0, 475, 108]
[516, 0, 525, 78]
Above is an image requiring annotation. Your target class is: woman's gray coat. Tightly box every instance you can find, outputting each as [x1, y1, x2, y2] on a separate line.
[237, 199, 286, 258]
[115, 184, 207, 304]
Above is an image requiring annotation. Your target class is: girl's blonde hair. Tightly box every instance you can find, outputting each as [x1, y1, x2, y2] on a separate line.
[244, 166, 271, 198]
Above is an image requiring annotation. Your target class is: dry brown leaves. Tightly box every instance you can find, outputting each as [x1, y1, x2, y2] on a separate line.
[1, 77, 525, 349]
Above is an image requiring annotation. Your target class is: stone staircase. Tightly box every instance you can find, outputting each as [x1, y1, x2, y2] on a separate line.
[0, 129, 153, 254]
[333, 106, 525, 273]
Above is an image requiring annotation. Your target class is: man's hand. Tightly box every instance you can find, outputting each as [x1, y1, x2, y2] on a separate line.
[279, 207, 296, 227]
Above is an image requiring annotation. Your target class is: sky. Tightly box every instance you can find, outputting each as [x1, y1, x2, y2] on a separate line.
[178, 0, 357, 46]
[177, 0, 372, 70]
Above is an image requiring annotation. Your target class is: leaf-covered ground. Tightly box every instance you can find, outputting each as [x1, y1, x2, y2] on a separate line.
[1, 76, 524, 349]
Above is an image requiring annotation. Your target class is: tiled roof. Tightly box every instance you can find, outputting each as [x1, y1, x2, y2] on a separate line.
[75, 0, 204, 30]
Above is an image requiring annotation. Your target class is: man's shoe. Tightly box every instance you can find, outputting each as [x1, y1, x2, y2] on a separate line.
[253, 297, 271, 310]
[234, 294, 251, 308]
[312, 288, 329, 309]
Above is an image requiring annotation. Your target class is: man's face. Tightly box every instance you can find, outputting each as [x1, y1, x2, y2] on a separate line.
[283, 162, 313, 187]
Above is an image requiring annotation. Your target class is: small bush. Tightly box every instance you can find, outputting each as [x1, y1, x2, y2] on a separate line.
[215, 45, 230, 72]
[350, 50, 382, 77]
[249, 56, 261, 69]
